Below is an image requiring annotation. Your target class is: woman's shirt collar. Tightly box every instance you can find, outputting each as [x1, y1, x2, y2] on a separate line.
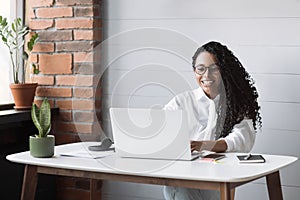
[193, 87, 220, 104]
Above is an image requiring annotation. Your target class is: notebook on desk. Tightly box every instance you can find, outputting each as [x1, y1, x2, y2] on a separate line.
[109, 107, 202, 161]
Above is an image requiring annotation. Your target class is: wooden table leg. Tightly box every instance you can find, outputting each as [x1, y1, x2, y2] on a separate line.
[90, 179, 101, 200]
[21, 165, 38, 200]
[266, 171, 283, 200]
[220, 183, 231, 200]
[230, 188, 235, 200]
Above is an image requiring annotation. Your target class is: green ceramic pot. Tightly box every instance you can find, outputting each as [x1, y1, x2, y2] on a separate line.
[29, 135, 55, 158]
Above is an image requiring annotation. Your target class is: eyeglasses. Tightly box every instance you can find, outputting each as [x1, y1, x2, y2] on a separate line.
[193, 64, 220, 75]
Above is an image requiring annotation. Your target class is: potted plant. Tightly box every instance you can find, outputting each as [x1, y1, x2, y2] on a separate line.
[30, 98, 55, 158]
[0, 15, 39, 110]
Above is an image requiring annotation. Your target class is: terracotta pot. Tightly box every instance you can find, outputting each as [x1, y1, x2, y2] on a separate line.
[9, 83, 38, 110]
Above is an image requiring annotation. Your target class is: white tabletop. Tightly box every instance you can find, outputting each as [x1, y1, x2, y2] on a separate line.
[6, 142, 298, 183]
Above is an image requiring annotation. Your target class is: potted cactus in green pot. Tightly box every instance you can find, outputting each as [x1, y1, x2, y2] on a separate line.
[30, 98, 55, 158]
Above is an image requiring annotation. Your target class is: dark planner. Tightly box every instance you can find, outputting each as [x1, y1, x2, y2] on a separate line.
[237, 154, 266, 163]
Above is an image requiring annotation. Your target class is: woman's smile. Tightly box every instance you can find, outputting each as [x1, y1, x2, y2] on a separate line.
[201, 80, 214, 87]
[194, 52, 222, 99]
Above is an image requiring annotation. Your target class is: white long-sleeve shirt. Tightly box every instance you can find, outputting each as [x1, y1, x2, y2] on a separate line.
[163, 87, 256, 153]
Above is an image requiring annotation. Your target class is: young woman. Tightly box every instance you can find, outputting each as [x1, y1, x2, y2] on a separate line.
[163, 41, 262, 200]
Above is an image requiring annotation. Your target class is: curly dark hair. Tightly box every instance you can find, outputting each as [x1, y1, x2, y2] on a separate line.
[192, 41, 262, 138]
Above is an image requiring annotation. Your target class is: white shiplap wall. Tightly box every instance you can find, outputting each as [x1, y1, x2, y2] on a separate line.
[101, 0, 300, 199]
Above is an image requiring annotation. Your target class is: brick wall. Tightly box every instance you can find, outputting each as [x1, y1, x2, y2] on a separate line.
[27, 0, 103, 199]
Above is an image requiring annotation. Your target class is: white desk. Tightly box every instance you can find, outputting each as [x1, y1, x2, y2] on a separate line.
[6, 142, 297, 200]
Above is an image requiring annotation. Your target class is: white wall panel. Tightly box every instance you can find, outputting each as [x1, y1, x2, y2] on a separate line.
[102, 70, 197, 96]
[103, 48, 194, 71]
[102, 94, 174, 121]
[260, 102, 300, 131]
[235, 183, 300, 200]
[251, 130, 300, 186]
[102, 0, 300, 199]
[252, 74, 300, 103]
[235, 46, 300, 74]
[253, 130, 300, 157]
[105, 19, 300, 46]
[282, 185, 300, 200]
[235, 183, 268, 200]
[104, 0, 300, 19]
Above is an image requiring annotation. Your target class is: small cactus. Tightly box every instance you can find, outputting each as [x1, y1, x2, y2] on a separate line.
[31, 98, 51, 138]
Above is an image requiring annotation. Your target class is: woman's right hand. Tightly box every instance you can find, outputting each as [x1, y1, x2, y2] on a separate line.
[190, 140, 227, 153]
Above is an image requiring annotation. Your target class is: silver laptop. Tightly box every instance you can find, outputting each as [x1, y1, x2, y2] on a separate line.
[109, 107, 201, 161]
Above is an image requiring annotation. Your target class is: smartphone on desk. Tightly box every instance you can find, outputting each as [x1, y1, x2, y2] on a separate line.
[201, 153, 226, 161]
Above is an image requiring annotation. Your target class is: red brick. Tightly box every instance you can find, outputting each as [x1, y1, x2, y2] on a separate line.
[56, 100, 73, 110]
[53, 132, 80, 145]
[56, 75, 76, 86]
[26, 0, 105, 198]
[74, 30, 93, 40]
[78, 132, 101, 141]
[28, 7, 36, 19]
[95, 99, 101, 110]
[73, 100, 94, 110]
[94, 30, 102, 41]
[29, 54, 38, 63]
[74, 111, 96, 122]
[59, 111, 73, 121]
[55, 122, 77, 133]
[73, 87, 94, 98]
[56, 0, 95, 6]
[95, 86, 101, 98]
[74, 75, 94, 86]
[74, 63, 99, 74]
[36, 7, 73, 18]
[75, 123, 94, 134]
[55, 122, 100, 135]
[36, 87, 72, 97]
[93, 18, 102, 28]
[31, 75, 54, 85]
[33, 99, 55, 108]
[32, 42, 54, 53]
[56, 18, 93, 29]
[30, 0, 54, 7]
[93, 5, 101, 17]
[95, 111, 102, 122]
[73, 51, 100, 63]
[29, 19, 54, 30]
[74, 6, 98, 17]
[38, 30, 72, 41]
[56, 41, 95, 52]
[74, 52, 93, 62]
[74, 30, 102, 41]
[39, 54, 72, 74]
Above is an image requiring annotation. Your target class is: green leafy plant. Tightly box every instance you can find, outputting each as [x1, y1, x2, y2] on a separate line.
[0, 15, 39, 84]
[31, 98, 51, 138]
